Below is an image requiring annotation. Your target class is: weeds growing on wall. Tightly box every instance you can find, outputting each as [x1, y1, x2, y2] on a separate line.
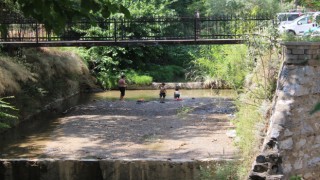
[199, 161, 239, 180]
[232, 25, 281, 178]
[188, 25, 281, 179]
[282, 33, 320, 42]
[0, 96, 18, 129]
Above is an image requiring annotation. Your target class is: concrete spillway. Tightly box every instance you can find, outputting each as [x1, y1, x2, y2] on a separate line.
[0, 158, 233, 180]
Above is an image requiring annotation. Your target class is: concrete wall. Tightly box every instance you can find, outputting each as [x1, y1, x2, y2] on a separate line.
[250, 42, 320, 179]
[126, 82, 230, 90]
[0, 159, 230, 180]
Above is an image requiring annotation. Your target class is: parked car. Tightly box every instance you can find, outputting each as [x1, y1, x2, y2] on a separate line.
[311, 28, 320, 36]
[277, 12, 302, 27]
[303, 26, 319, 36]
[278, 15, 317, 35]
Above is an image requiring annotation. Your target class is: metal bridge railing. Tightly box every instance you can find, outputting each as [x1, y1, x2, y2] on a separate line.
[0, 15, 274, 44]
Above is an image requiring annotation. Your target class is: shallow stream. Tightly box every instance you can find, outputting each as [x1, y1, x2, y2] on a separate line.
[0, 89, 236, 159]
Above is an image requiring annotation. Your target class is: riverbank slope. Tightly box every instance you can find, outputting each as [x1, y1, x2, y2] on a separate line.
[0, 48, 98, 132]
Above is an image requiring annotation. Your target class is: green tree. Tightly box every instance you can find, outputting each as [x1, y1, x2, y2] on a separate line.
[10, 0, 130, 33]
[111, 0, 176, 17]
[77, 0, 196, 88]
[204, 0, 280, 16]
[300, 0, 320, 9]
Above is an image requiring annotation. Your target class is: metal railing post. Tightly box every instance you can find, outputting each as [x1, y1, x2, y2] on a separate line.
[194, 16, 196, 41]
[121, 18, 124, 40]
[114, 18, 117, 42]
[194, 11, 200, 41]
[35, 22, 39, 43]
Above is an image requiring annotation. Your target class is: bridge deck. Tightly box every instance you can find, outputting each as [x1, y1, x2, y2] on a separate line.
[0, 14, 273, 47]
[1, 39, 244, 47]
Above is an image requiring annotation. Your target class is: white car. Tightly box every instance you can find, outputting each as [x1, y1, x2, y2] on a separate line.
[309, 27, 320, 37]
[279, 15, 317, 35]
[277, 12, 302, 27]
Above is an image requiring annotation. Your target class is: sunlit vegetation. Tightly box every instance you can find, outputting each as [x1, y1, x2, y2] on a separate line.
[126, 70, 153, 86]
[188, 45, 250, 89]
[0, 0, 315, 178]
[3, 0, 130, 34]
[0, 96, 18, 129]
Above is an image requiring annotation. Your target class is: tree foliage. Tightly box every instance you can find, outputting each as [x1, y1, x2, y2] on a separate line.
[300, 0, 320, 10]
[10, 0, 130, 33]
[118, 0, 176, 17]
[203, 0, 280, 16]
[76, 0, 195, 88]
[3, 0, 295, 89]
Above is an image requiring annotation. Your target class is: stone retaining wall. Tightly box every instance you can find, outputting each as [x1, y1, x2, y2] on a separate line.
[249, 42, 320, 179]
[126, 82, 230, 90]
[126, 82, 206, 90]
[0, 159, 231, 180]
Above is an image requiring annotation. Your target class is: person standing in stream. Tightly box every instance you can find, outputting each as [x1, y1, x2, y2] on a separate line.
[159, 82, 167, 103]
[118, 75, 127, 101]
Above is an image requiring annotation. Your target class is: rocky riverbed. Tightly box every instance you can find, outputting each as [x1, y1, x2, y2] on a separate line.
[0, 96, 238, 160]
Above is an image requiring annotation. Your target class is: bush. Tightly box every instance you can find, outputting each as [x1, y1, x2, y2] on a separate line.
[148, 65, 185, 82]
[96, 71, 118, 90]
[125, 70, 153, 86]
[188, 45, 251, 89]
[131, 75, 153, 86]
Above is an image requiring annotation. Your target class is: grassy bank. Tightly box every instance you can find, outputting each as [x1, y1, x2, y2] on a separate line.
[0, 47, 97, 132]
[197, 48, 280, 179]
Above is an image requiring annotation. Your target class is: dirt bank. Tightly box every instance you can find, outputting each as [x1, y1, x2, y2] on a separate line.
[0, 48, 98, 132]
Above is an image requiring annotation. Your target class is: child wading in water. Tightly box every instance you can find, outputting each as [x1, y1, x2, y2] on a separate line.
[159, 83, 167, 103]
[174, 87, 181, 99]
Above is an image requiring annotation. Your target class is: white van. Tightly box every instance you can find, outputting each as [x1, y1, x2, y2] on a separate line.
[278, 15, 317, 35]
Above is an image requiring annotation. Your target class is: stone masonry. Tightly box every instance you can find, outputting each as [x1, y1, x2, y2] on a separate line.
[249, 42, 320, 179]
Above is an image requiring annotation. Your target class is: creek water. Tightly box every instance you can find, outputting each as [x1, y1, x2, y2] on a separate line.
[0, 89, 236, 159]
